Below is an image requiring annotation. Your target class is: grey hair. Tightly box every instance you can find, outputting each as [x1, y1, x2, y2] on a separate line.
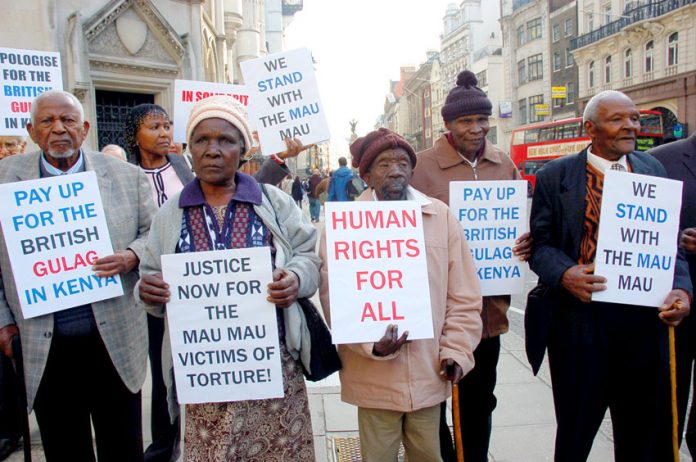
[582, 90, 632, 124]
[30, 90, 84, 124]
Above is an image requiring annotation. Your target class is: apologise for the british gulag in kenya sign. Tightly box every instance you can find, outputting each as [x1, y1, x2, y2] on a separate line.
[0, 47, 62, 136]
[0, 172, 122, 319]
[449, 181, 527, 296]
[593, 170, 682, 307]
[240, 47, 330, 155]
[325, 201, 433, 344]
[173, 79, 249, 143]
[161, 247, 283, 404]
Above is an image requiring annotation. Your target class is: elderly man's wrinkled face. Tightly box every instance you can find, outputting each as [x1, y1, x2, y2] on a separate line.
[190, 118, 243, 186]
[363, 148, 413, 201]
[445, 114, 489, 159]
[584, 96, 640, 161]
[0, 137, 25, 159]
[27, 94, 89, 160]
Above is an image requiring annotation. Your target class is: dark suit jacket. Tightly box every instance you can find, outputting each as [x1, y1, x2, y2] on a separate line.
[525, 148, 693, 372]
[650, 135, 696, 283]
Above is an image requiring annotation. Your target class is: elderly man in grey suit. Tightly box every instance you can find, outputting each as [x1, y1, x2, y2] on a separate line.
[0, 90, 155, 462]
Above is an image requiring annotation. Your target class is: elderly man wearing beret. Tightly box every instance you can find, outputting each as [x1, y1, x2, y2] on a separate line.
[319, 128, 483, 462]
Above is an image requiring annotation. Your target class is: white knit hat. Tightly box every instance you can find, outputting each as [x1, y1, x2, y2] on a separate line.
[185, 95, 253, 155]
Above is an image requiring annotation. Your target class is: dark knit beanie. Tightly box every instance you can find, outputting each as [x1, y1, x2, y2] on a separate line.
[441, 70, 492, 122]
[349, 128, 417, 177]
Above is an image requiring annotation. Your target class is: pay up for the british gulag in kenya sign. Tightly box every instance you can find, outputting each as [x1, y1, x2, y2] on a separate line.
[0, 47, 63, 136]
[173, 79, 249, 143]
[324, 201, 433, 344]
[449, 180, 527, 296]
[0, 172, 122, 318]
[593, 170, 682, 307]
[240, 47, 330, 155]
[161, 247, 283, 404]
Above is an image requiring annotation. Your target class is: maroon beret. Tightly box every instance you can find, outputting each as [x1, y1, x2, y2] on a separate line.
[349, 128, 417, 177]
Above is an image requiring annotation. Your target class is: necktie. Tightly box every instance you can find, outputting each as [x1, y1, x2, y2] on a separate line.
[610, 163, 625, 172]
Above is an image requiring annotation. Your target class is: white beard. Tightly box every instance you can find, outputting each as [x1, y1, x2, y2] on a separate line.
[47, 148, 76, 159]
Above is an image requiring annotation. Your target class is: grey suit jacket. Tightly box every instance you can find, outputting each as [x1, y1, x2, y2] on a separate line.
[0, 150, 156, 408]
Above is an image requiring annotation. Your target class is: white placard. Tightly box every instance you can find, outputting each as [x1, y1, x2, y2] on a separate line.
[173, 79, 249, 143]
[593, 170, 683, 307]
[0, 172, 122, 318]
[240, 48, 330, 155]
[325, 201, 433, 344]
[0, 47, 63, 136]
[449, 181, 527, 296]
[162, 247, 283, 404]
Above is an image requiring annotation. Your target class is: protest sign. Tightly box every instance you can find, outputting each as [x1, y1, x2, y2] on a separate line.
[0, 172, 122, 318]
[0, 47, 63, 136]
[593, 170, 683, 307]
[162, 247, 283, 404]
[173, 79, 249, 143]
[449, 181, 527, 296]
[240, 47, 330, 155]
[324, 201, 433, 344]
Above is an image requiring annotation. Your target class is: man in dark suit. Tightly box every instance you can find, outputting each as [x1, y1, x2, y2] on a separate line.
[650, 134, 696, 454]
[528, 90, 692, 461]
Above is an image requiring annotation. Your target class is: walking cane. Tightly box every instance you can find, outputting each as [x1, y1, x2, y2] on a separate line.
[669, 300, 686, 462]
[452, 383, 464, 462]
[10, 335, 31, 462]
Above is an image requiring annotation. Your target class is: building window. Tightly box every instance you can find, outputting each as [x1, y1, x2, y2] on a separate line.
[604, 55, 612, 84]
[487, 126, 498, 145]
[518, 59, 526, 84]
[624, 49, 632, 78]
[566, 81, 575, 105]
[517, 25, 525, 46]
[529, 94, 544, 122]
[645, 40, 654, 73]
[668, 32, 679, 66]
[553, 24, 560, 43]
[527, 18, 542, 41]
[602, 4, 612, 26]
[527, 54, 543, 81]
[589, 61, 595, 87]
[476, 70, 487, 87]
[587, 13, 594, 32]
[566, 48, 574, 67]
[564, 18, 573, 36]
[519, 98, 527, 125]
[553, 97, 564, 108]
[554, 52, 562, 72]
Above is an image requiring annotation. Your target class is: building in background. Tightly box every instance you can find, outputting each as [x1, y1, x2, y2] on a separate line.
[572, 0, 696, 140]
[549, 0, 578, 120]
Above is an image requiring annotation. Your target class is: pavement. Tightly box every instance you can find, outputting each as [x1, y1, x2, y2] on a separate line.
[5, 207, 695, 461]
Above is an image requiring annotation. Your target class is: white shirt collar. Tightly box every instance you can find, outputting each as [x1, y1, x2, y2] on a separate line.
[586, 146, 628, 173]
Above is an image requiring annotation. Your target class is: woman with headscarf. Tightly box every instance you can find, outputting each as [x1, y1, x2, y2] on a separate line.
[124, 103, 195, 462]
[136, 95, 319, 461]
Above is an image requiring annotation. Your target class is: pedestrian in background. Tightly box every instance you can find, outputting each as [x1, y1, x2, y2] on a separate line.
[327, 156, 354, 201]
[307, 168, 323, 222]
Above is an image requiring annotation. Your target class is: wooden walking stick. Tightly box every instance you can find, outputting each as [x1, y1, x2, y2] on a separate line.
[452, 382, 464, 462]
[10, 336, 31, 462]
[669, 299, 685, 462]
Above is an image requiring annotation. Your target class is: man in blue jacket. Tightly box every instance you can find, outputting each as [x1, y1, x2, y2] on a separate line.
[328, 156, 354, 201]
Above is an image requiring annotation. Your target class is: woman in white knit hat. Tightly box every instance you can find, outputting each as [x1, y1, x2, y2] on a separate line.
[136, 95, 320, 461]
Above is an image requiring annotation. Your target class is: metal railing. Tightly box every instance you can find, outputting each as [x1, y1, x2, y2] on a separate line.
[571, 0, 696, 50]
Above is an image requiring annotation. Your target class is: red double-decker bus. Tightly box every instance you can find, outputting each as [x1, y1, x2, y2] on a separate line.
[510, 110, 664, 193]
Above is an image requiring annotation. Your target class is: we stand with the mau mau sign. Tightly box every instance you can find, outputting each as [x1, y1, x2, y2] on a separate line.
[161, 247, 283, 404]
[593, 170, 683, 307]
[325, 201, 433, 344]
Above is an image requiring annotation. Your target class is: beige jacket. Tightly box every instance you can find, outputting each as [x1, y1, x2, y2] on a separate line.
[319, 187, 482, 412]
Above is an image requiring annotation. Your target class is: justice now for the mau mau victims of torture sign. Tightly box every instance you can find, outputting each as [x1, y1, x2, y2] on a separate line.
[324, 201, 433, 344]
[173, 79, 249, 143]
[161, 247, 283, 404]
[0, 47, 62, 136]
[449, 181, 527, 296]
[240, 47, 330, 155]
[0, 172, 122, 318]
[593, 170, 683, 307]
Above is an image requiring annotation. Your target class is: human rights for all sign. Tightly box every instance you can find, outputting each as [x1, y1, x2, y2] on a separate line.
[0, 47, 63, 136]
[0, 172, 122, 318]
[449, 181, 527, 296]
[161, 247, 283, 404]
[324, 201, 433, 344]
[593, 170, 682, 307]
[173, 79, 249, 143]
[240, 47, 330, 155]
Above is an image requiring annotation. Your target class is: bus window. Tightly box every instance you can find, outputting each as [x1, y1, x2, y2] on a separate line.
[640, 113, 662, 134]
[512, 131, 525, 145]
[539, 126, 556, 142]
[524, 128, 540, 144]
[523, 160, 548, 176]
[558, 122, 582, 139]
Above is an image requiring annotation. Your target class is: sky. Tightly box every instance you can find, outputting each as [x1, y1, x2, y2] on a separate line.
[284, 0, 501, 166]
